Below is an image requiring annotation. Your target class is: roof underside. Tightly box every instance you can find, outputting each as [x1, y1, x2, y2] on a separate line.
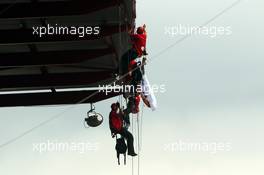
[0, 0, 136, 107]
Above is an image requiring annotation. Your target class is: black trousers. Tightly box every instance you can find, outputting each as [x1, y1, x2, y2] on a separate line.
[118, 129, 135, 154]
[121, 48, 138, 75]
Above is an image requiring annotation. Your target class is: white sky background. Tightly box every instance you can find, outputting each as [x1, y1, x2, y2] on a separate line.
[1, 0, 264, 174]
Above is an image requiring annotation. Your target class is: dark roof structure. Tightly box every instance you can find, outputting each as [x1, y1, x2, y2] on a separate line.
[0, 0, 136, 107]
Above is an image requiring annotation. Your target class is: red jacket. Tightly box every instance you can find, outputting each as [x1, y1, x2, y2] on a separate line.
[131, 33, 147, 57]
[131, 95, 141, 114]
[109, 111, 123, 133]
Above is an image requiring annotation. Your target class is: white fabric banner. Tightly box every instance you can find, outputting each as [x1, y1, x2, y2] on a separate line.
[141, 74, 157, 111]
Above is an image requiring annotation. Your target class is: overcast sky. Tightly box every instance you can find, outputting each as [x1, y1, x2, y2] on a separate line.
[1, 0, 264, 175]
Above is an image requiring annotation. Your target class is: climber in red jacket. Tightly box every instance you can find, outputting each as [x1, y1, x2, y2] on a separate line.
[109, 103, 137, 156]
[130, 24, 147, 58]
[121, 24, 148, 75]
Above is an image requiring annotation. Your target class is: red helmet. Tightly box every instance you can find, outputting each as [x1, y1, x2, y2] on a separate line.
[137, 27, 144, 34]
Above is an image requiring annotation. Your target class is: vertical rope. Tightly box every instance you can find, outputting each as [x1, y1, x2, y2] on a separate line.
[135, 103, 145, 175]
[139, 104, 145, 151]
[131, 113, 134, 175]
[137, 112, 140, 175]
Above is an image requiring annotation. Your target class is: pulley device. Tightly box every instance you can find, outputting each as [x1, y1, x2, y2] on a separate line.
[84, 104, 103, 128]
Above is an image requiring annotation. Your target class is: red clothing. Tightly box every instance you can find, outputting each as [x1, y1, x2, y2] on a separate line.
[128, 60, 137, 73]
[135, 95, 140, 110]
[109, 111, 123, 132]
[132, 95, 141, 114]
[130, 33, 147, 57]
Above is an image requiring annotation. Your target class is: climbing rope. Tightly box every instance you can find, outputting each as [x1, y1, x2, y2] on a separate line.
[138, 103, 145, 152]
[137, 103, 145, 175]
[130, 102, 145, 175]
[131, 113, 134, 175]
[137, 112, 140, 175]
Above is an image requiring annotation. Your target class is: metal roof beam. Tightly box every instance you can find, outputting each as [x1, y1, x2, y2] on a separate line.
[0, 90, 120, 107]
[0, 0, 121, 19]
[0, 48, 113, 68]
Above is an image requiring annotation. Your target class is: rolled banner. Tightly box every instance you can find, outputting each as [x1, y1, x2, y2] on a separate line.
[141, 74, 157, 111]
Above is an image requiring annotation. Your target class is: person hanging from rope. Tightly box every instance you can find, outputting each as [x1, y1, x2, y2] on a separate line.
[130, 24, 148, 59]
[121, 24, 148, 75]
[109, 102, 137, 156]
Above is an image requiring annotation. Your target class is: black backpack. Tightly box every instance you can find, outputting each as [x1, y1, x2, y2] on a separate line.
[115, 137, 127, 165]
